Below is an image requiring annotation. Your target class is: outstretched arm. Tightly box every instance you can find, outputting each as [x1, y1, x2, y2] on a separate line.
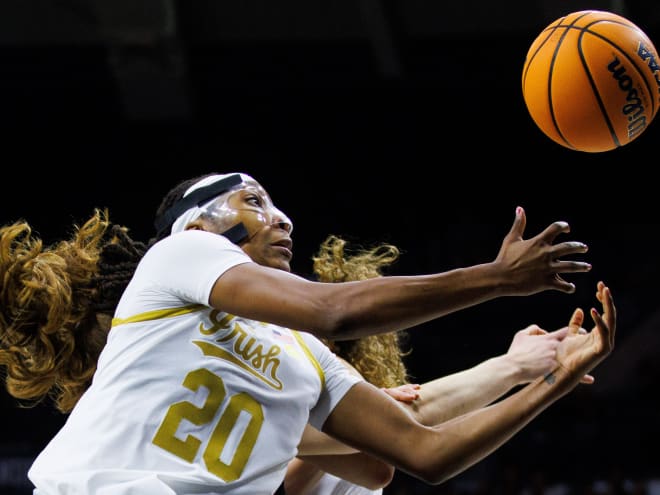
[212, 207, 591, 340]
[286, 321, 594, 492]
[405, 324, 594, 425]
[320, 282, 615, 484]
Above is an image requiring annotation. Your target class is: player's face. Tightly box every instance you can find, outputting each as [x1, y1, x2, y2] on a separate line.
[204, 177, 294, 271]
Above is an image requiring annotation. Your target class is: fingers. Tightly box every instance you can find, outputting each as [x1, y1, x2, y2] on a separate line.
[505, 206, 527, 242]
[383, 384, 420, 404]
[550, 241, 590, 259]
[596, 280, 606, 303]
[529, 218, 589, 295]
[400, 383, 421, 393]
[546, 234, 590, 295]
[524, 324, 547, 336]
[590, 307, 608, 350]
[549, 275, 577, 294]
[549, 240, 591, 288]
[550, 260, 592, 274]
[537, 220, 570, 243]
[598, 282, 616, 347]
[579, 374, 595, 385]
[567, 307, 584, 336]
[589, 283, 616, 352]
[547, 259, 590, 293]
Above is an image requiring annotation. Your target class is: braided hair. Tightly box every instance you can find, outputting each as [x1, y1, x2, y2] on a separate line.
[0, 209, 147, 413]
[312, 235, 411, 388]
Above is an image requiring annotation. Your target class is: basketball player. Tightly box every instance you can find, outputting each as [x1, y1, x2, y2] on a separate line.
[0, 172, 613, 494]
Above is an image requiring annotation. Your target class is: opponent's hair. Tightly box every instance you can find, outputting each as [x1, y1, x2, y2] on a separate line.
[312, 235, 410, 388]
[0, 209, 148, 413]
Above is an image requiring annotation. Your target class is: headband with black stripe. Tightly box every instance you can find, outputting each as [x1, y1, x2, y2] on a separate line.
[154, 173, 244, 237]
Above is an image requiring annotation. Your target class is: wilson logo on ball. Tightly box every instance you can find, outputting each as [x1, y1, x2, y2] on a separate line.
[608, 56, 648, 140]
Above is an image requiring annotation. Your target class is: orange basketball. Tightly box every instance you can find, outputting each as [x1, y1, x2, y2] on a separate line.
[522, 10, 660, 152]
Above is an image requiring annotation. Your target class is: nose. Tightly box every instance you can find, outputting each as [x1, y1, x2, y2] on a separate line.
[274, 220, 293, 233]
[271, 208, 293, 233]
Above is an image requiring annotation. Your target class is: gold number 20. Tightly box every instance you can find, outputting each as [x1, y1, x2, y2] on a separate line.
[152, 368, 264, 481]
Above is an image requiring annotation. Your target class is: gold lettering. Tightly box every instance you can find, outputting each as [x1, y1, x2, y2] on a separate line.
[200, 310, 234, 335]
[251, 346, 281, 380]
[195, 313, 283, 390]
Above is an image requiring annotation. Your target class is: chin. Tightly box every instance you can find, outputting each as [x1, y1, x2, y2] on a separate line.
[261, 257, 291, 272]
[276, 260, 292, 272]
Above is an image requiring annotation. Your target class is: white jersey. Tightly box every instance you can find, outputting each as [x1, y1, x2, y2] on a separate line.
[28, 230, 361, 495]
[313, 473, 383, 495]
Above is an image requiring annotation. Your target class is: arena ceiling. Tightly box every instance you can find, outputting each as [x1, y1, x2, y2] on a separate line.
[1, 0, 657, 122]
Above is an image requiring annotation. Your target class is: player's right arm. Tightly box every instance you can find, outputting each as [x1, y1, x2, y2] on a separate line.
[212, 207, 590, 341]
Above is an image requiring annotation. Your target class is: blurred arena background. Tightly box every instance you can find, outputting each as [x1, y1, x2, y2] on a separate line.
[0, 1, 658, 493]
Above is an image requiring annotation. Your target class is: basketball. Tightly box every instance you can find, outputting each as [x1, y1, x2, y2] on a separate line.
[521, 10, 660, 152]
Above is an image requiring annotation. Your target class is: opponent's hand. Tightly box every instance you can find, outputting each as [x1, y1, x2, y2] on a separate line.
[506, 325, 593, 385]
[494, 206, 591, 296]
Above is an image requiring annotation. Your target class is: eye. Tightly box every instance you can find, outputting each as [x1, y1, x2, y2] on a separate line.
[245, 194, 263, 207]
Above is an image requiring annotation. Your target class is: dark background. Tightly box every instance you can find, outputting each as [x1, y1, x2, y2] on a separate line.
[1, 1, 659, 493]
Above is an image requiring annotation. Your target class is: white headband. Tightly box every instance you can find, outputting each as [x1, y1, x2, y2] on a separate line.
[170, 173, 250, 234]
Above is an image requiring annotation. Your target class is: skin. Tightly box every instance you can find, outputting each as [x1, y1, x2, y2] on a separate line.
[184, 177, 615, 485]
[285, 448, 394, 493]
[285, 325, 594, 493]
[285, 358, 397, 493]
[319, 284, 614, 485]
[190, 177, 592, 341]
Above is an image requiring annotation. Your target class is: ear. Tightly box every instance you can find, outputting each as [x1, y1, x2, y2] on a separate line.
[185, 218, 208, 232]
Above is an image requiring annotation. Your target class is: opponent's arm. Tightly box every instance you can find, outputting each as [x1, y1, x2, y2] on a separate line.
[405, 324, 594, 425]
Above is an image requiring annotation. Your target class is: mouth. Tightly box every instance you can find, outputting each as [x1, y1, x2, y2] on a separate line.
[271, 238, 293, 259]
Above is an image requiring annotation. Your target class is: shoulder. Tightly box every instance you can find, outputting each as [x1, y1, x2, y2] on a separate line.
[338, 357, 363, 379]
[152, 230, 242, 252]
[145, 231, 250, 265]
[130, 231, 251, 291]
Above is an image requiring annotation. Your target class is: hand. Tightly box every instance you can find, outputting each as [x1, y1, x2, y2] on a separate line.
[494, 206, 591, 295]
[555, 281, 616, 381]
[383, 383, 421, 404]
[506, 325, 593, 385]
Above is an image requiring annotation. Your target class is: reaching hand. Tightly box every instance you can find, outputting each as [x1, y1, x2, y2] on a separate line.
[495, 207, 591, 296]
[555, 281, 616, 381]
[506, 324, 594, 385]
[506, 325, 567, 384]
